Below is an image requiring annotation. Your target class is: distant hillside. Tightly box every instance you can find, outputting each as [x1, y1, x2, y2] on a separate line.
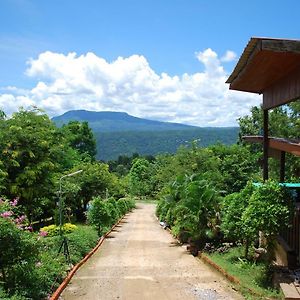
[96, 128, 239, 161]
[52, 110, 239, 161]
[52, 110, 198, 132]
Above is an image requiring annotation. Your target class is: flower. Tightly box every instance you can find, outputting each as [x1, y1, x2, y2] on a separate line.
[10, 198, 18, 206]
[0, 211, 13, 218]
[25, 226, 33, 232]
[39, 231, 48, 237]
[15, 215, 26, 224]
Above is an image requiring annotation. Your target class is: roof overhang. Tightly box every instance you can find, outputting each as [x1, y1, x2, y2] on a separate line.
[227, 37, 300, 95]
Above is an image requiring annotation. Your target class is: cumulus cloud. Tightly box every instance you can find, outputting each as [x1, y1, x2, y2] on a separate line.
[0, 49, 261, 126]
[221, 50, 237, 62]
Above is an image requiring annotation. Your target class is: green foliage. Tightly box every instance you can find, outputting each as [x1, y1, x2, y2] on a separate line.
[40, 223, 78, 236]
[209, 144, 259, 194]
[221, 181, 293, 258]
[96, 127, 239, 161]
[156, 174, 220, 243]
[242, 181, 293, 243]
[207, 247, 283, 299]
[105, 199, 120, 224]
[0, 223, 99, 299]
[129, 158, 156, 197]
[221, 183, 254, 242]
[62, 161, 124, 221]
[116, 198, 129, 215]
[87, 197, 111, 235]
[0, 217, 39, 295]
[32, 225, 98, 299]
[238, 103, 300, 180]
[154, 142, 257, 199]
[0, 108, 61, 220]
[66, 225, 99, 263]
[62, 121, 97, 160]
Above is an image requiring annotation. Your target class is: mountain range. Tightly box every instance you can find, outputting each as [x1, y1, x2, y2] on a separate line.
[52, 110, 239, 161]
[52, 110, 199, 132]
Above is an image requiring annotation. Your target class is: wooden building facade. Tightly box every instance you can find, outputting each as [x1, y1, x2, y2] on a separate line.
[227, 37, 300, 266]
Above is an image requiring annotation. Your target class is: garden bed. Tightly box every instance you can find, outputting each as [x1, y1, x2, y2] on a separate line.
[200, 247, 284, 300]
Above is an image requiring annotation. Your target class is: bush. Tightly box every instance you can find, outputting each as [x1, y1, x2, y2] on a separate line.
[221, 181, 293, 259]
[22, 225, 98, 299]
[106, 197, 121, 224]
[123, 197, 136, 210]
[156, 174, 220, 243]
[116, 198, 128, 215]
[87, 197, 112, 236]
[67, 225, 99, 263]
[40, 223, 78, 236]
[0, 217, 40, 298]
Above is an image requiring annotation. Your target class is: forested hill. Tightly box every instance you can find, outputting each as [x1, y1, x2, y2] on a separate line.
[95, 128, 239, 161]
[52, 110, 239, 161]
[52, 110, 198, 132]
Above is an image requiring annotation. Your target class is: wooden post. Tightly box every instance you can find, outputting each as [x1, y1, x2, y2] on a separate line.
[263, 109, 269, 181]
[280, 151, 286, 183]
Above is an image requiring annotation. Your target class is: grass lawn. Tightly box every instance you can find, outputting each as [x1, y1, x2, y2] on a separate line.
[205, 247, 284, 300]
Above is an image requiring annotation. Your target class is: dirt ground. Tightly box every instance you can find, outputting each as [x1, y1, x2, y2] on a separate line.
[61, 203, 244, 300]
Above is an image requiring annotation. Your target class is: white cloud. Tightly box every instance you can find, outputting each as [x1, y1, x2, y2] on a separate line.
[221, 50, 237, 62]
[0, 49, 261, 126]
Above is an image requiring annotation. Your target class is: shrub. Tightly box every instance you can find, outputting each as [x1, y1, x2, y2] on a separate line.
[0, 217, 39, 297]
[221, 181, 293, 259]
[106, 198, 121, 225]
[116, 198, 128, 215]
[40, 223, 78, 237]
[156, 174, 220, 243]
[242, 181, 293, 258]
[221, 182, 254, 243]
[67, 225, 99, 263]
[124, 197, 136, 210]
[87, 197, 112, 236]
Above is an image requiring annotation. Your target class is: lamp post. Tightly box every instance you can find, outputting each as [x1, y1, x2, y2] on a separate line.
[58, 170, 82, 262]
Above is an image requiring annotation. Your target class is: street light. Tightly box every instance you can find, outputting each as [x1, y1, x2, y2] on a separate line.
[58, 169, 83, 262]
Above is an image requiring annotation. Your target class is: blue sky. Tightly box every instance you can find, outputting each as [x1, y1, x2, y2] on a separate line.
[1, 0, 300, 126]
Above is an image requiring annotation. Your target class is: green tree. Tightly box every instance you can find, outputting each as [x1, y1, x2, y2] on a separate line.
[242, 181, 293, 259]
[0, 108, 64, 221]
[64, 162, 122, 220]
[209, 143, 259, 194]
[87, 197, 111, 236]
[221, 183, 254, 257]
[62, 121, 96, 160]
[129, 158, 155, 197]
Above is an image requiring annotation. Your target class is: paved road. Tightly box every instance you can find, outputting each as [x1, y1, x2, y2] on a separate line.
[61, 203, 243, 300]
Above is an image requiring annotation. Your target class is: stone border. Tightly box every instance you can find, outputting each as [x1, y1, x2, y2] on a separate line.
[50, 214, 128, 300]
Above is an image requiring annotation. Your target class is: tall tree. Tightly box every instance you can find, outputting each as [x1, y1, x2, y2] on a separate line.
[62, 121, 97, 160]
[0, 108, 65, 220]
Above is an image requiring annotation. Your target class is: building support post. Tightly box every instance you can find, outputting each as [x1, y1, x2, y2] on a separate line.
[280, 151, 286, 183]
[263, 109, 269, 181]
